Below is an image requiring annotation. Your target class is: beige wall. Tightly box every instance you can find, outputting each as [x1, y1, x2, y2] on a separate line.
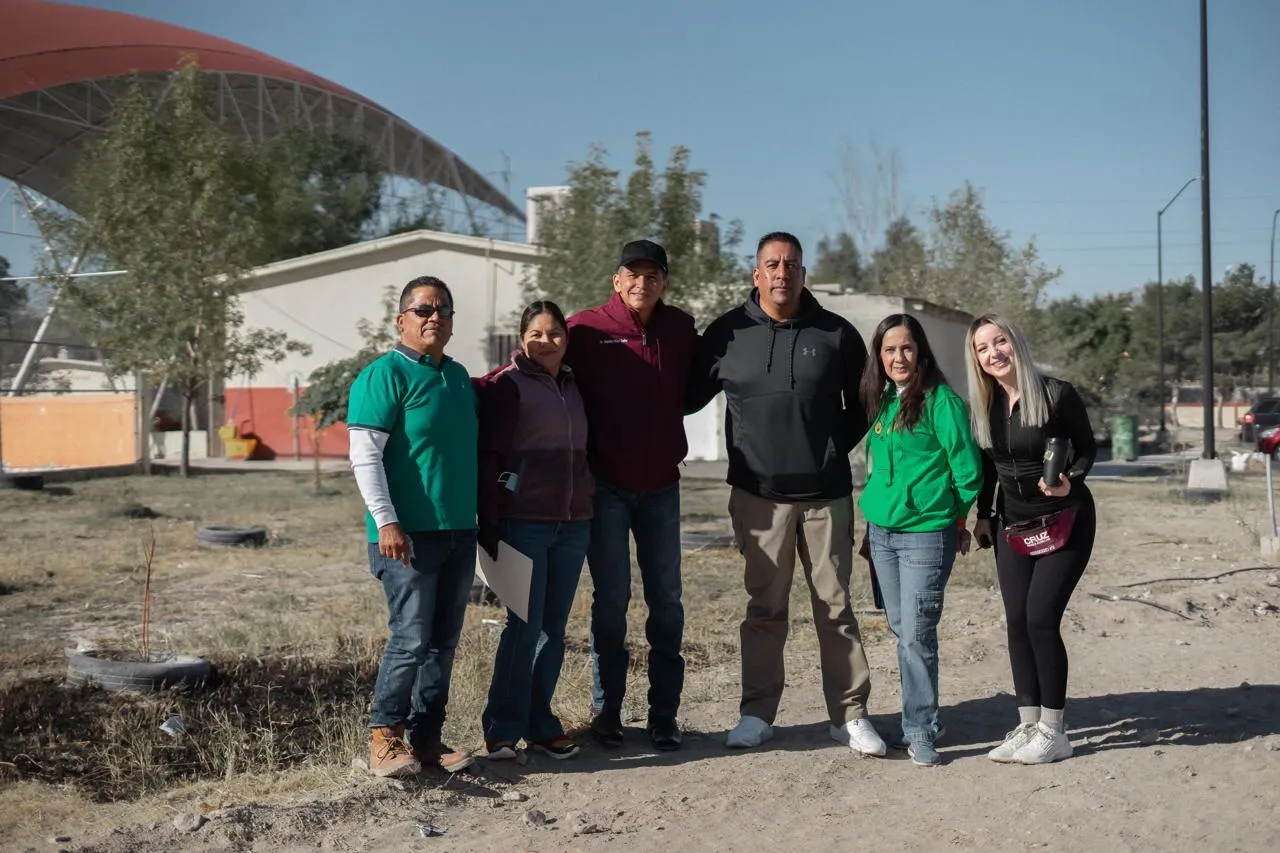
[818, 292, 975, 401]
[0, 394, 137, 471]
[237, 234, 539, 385]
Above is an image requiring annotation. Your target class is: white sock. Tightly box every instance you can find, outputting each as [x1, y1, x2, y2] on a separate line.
[1018, 706, 1041, 726]
[1041, 707, 1065, 732]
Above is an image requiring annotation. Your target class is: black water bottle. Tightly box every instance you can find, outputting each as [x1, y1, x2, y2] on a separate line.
[1043, 436, 1069, 486]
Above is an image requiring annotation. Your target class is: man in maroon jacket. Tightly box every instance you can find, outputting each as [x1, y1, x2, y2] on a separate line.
[565, 239, 697, 751]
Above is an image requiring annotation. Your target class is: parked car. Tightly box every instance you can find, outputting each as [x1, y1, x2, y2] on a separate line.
[1258, 426, 1280, 457]
[1239, 397, 1280, 443]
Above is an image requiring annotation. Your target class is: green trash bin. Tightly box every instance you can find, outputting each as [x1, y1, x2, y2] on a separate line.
[1111, 413, 1139, 462]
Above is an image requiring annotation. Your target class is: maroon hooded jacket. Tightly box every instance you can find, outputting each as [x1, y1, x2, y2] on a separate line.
[473, 351, 594, 538]
[565, 293, 698, 494]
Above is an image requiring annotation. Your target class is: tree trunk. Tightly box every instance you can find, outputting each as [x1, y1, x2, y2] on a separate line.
[180, 391, 192, 478]
[311, 424, 323, 493]
[136, 370, 153, 476]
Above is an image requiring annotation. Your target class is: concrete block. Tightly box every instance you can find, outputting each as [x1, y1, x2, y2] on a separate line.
[1187, 458, 1228, 494]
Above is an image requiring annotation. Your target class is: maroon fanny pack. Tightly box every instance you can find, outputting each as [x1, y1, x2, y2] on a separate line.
[1002, 506, 1078, 557]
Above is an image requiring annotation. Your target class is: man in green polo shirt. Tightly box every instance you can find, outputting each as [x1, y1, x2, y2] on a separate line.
[347, 275, 478, 778]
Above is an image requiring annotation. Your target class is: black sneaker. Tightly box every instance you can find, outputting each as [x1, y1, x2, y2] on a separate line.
[590, 709, 624, 747]
[530, 735, 581, 760]
[647, 716, 682, 751]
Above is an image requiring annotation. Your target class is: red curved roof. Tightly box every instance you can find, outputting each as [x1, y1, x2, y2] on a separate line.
[0, 0, 365, 104]
[0, 0, 523, 221]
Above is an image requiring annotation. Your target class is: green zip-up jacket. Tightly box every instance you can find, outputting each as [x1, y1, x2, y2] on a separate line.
[858, 383, 983, 533]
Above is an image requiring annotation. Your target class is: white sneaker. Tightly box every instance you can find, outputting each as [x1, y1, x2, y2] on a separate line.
[1012, 722, 1073, 764]
[988, 722, 1039, 763]
[726, 715, 774, 749]
[829, 717, 887, 757]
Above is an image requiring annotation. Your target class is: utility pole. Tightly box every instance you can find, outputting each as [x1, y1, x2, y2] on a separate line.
[1187, 0, 1228, 496]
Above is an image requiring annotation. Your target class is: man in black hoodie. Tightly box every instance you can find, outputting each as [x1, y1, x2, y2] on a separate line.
[687, 231, 885, 757]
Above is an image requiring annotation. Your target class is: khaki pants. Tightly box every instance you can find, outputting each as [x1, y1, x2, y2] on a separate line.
[729, 488, 872, 725]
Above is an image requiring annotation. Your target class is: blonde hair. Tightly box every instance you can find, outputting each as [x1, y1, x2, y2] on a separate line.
[964, 313, 1049, 448]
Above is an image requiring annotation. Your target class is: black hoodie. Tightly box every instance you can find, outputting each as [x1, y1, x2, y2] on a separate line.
[687, 289, 869, 502]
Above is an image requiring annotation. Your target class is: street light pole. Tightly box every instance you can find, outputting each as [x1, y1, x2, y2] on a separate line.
[1157, 176, 1201, 445]
[1198, 0, 1215, 460]
[1269, 208, 1279, 395]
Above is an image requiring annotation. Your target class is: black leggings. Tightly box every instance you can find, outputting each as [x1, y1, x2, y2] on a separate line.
[995, 492, 1096, 709]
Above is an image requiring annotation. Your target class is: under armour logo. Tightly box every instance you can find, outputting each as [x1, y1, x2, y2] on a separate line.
[801, 347, 817, 357]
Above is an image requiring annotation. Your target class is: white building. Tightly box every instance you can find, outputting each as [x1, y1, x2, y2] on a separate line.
[226, 229, 540, 456]
[809, 285, 977, 401]
[524, 185, 570, 244]
[222, 236, 967, 463]
[228, 227, 729, 460]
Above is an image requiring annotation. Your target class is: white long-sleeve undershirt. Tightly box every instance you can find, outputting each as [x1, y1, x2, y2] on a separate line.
[348, 427, 398, 529]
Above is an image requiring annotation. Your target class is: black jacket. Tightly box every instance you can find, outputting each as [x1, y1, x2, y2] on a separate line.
[687, 289, 868, 502]
[976, 376, 1096, 523]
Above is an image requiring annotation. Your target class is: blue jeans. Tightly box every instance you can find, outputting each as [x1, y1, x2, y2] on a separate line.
[867, 523, 957, 746]
[368, 530, 476, 744]
[588, 480, 684, 719]
[482, 519, 590, 743]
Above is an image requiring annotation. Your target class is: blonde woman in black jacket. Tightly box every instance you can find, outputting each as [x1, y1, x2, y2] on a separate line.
[967, 313, 1097, 766]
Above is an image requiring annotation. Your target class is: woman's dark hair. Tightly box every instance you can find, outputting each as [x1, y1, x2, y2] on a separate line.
[399, 276, 453, 311]
[519, 300, 568, 337]
[859, 313, 947, 432]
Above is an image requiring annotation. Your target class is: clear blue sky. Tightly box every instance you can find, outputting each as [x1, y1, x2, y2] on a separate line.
[4, 0, 1279, 300]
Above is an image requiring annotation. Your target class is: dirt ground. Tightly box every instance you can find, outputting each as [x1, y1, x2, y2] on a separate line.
[1, 463, 1278, 852]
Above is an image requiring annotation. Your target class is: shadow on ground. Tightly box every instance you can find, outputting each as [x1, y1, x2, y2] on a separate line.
[479, 683, 1280, 778]
[939, 683, 1280, 759]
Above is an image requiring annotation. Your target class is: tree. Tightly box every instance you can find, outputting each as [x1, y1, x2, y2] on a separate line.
[383, 186, 448, 237]
[34, 62, 310, 476]
[0, 254, 24, 331]
[834, 138, 904, 292]
[1133, 276, 1203, 395]
[254, 127, 386, 264]
[923, 183, 1060, 329]
[1212, 264, 1268, 407]
[810, 232, 861, 291]
[1040, 293, 1135, 411]
[292, 287, 397, 431]
[291, 288, 397, 491]
[865, 217, 927, 296]
[527, 132, 748, 327]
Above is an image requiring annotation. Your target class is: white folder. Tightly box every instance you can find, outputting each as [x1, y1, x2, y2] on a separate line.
[475, 541, 533, 623]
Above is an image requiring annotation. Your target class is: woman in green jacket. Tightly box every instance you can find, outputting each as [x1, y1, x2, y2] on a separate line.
[858, 314, 983, 767]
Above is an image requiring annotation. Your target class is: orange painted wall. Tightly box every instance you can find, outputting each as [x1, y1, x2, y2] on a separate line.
[224, 387, 350, 458]
[0, 394, 137, 470]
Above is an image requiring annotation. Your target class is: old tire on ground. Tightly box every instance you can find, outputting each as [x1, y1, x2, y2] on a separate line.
[196, 525, 268, 547]
[66, 650, 215, 693]
[0, 474, 45, 491]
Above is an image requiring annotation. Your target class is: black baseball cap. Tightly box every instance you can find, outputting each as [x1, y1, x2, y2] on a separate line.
[617, 239, 668, 275]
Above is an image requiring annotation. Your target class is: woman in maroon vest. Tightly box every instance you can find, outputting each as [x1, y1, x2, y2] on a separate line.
[474, 301, 594, 760]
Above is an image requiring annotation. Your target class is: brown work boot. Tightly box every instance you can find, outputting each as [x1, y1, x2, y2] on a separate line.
[413, 739, 474, 773]
[369, 725, 421, 777]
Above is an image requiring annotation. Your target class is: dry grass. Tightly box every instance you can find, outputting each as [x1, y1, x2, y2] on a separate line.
[0, 470, 842, 804]
[5, 463, 1250, 813]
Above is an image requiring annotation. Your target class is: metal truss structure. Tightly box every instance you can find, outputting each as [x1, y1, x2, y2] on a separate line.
[0, 0, 526, 396]
[1, 70, 523, 236]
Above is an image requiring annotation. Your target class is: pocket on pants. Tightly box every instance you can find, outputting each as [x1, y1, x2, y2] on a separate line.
[914, 590, 944, 641]
[368, 543, 398, 581]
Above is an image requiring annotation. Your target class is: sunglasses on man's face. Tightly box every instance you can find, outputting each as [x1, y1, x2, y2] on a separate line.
[403, 305, 455, 320]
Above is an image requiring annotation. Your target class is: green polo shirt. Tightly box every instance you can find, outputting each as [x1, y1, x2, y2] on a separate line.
[347, 344, 478, 541]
